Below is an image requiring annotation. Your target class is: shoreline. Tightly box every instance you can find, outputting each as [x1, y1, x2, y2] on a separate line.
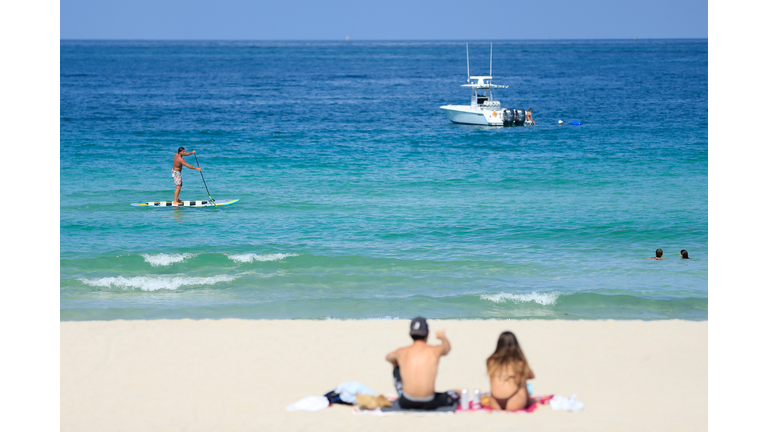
[61, 319, 707, 431]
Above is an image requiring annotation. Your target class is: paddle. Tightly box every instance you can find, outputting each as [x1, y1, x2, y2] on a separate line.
[193, 152, 216, 208]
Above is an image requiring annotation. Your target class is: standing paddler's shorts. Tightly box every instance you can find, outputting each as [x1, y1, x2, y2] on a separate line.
[172, 170, 182, 186]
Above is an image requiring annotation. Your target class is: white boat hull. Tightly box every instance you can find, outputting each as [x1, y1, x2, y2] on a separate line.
[440, 105, 504, 126]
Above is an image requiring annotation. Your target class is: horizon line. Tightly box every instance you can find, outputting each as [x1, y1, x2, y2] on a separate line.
[60, 37, 708, 42]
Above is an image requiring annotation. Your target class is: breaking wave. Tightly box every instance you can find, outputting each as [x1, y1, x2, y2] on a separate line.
[226, 253, 299, 263]
[78, 275, 238, 291]
[140, 253, 196, 267]
[480, 292, 561, 306]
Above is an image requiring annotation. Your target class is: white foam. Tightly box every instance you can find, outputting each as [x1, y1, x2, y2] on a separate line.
[237, 270, 287, 278]
[78, 275, 238, 291]
[226, 253, 299, 263]
[480, 292, 560, 306]
[140, 253, 196, 267]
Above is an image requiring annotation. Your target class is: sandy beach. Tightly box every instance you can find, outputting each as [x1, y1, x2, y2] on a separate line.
[61, 319, 706, 431]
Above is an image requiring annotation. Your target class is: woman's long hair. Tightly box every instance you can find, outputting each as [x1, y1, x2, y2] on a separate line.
[486, 331, 531, 389]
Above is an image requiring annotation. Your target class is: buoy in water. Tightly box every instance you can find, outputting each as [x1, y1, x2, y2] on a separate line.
[558, 120, 563, 125]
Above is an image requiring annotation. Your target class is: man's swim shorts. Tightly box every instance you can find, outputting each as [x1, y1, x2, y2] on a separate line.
[172, 170, 182, 186]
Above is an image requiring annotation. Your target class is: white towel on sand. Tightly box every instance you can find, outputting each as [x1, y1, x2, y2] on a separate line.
[286, 396, 330, 412]
[550, 394, 584, 411]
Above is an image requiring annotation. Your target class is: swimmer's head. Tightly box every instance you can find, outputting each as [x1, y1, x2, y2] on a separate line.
[178, 147, 185, 153]
[655, 248, 663, 258]
[680, 249, 689, 259]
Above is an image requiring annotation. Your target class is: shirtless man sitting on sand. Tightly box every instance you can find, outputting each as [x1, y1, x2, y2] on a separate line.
[172, 147, 201, 205]
[385, 317, 459, 410]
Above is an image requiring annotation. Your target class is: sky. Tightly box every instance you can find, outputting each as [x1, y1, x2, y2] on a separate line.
[60, 0, 707, 40]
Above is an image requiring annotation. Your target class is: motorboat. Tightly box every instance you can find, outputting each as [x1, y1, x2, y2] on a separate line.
[440, 44, 527, 127]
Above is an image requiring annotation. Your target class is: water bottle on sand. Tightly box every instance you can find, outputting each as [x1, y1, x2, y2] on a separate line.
[472, 389, 481, 410]
[460, 389, 469, 410]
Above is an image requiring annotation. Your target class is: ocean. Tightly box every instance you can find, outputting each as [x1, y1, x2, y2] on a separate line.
[60, 40, 708, 320]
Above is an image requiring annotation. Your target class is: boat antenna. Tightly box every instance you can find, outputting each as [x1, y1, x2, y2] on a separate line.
[490, 43, 493, 77]
[466, 43, 470, 82]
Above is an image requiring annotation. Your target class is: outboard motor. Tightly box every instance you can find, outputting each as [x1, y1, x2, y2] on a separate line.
[503, 109, 527, 126]
[513, 109, 526, 126]
[502, 109, 525, 126]
[503, 109, 515, 126]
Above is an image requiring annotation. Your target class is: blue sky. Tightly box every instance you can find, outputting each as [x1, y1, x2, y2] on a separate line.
[61, 0, 707, 40]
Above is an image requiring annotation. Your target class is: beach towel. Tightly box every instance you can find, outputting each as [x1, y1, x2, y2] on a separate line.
[353, 396, 458, 416]
[382, 398, 459, 413]
[353, 393, 563, 416]
[455, 394, 555, 414]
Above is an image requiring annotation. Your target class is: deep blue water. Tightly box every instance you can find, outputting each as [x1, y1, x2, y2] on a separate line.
[60, 40, 708, 320]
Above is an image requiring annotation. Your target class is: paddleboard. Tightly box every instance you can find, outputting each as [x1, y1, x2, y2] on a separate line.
[131, 199, 239, 207]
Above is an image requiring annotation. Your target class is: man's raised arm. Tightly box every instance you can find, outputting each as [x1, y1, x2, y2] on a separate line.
[182, 150, 196, 156]
[435, 330, 451, 356]
[385, 350, 399, 366]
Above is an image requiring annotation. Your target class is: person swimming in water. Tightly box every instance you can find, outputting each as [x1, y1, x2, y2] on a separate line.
[647, 249, 664, 260]
[680, 249, 689, 259]
[486, 331, 535, 411]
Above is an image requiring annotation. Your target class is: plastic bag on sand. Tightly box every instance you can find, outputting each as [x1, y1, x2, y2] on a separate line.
[356, 394, 393, 410]
[550, 394, 584, 411]
[286, 396, 330, 412]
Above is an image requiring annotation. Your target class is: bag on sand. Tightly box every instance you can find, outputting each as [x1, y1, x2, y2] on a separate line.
[355, 394, 393, 409]
[323, 391, 353, 405]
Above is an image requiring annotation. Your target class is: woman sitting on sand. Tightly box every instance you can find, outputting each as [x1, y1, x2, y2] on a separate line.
[486, 331, 534, 411]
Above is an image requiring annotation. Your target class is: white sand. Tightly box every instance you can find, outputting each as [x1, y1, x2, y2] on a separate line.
[61, 319, 706, 431]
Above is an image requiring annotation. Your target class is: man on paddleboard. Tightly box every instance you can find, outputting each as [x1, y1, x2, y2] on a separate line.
[172, 147, 201, 205]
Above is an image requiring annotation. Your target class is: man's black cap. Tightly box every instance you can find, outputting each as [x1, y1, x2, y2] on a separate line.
[410, 317, 429, 337]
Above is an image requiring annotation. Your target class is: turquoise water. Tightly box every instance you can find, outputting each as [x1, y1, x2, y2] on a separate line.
[60, 40, 708, 320]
